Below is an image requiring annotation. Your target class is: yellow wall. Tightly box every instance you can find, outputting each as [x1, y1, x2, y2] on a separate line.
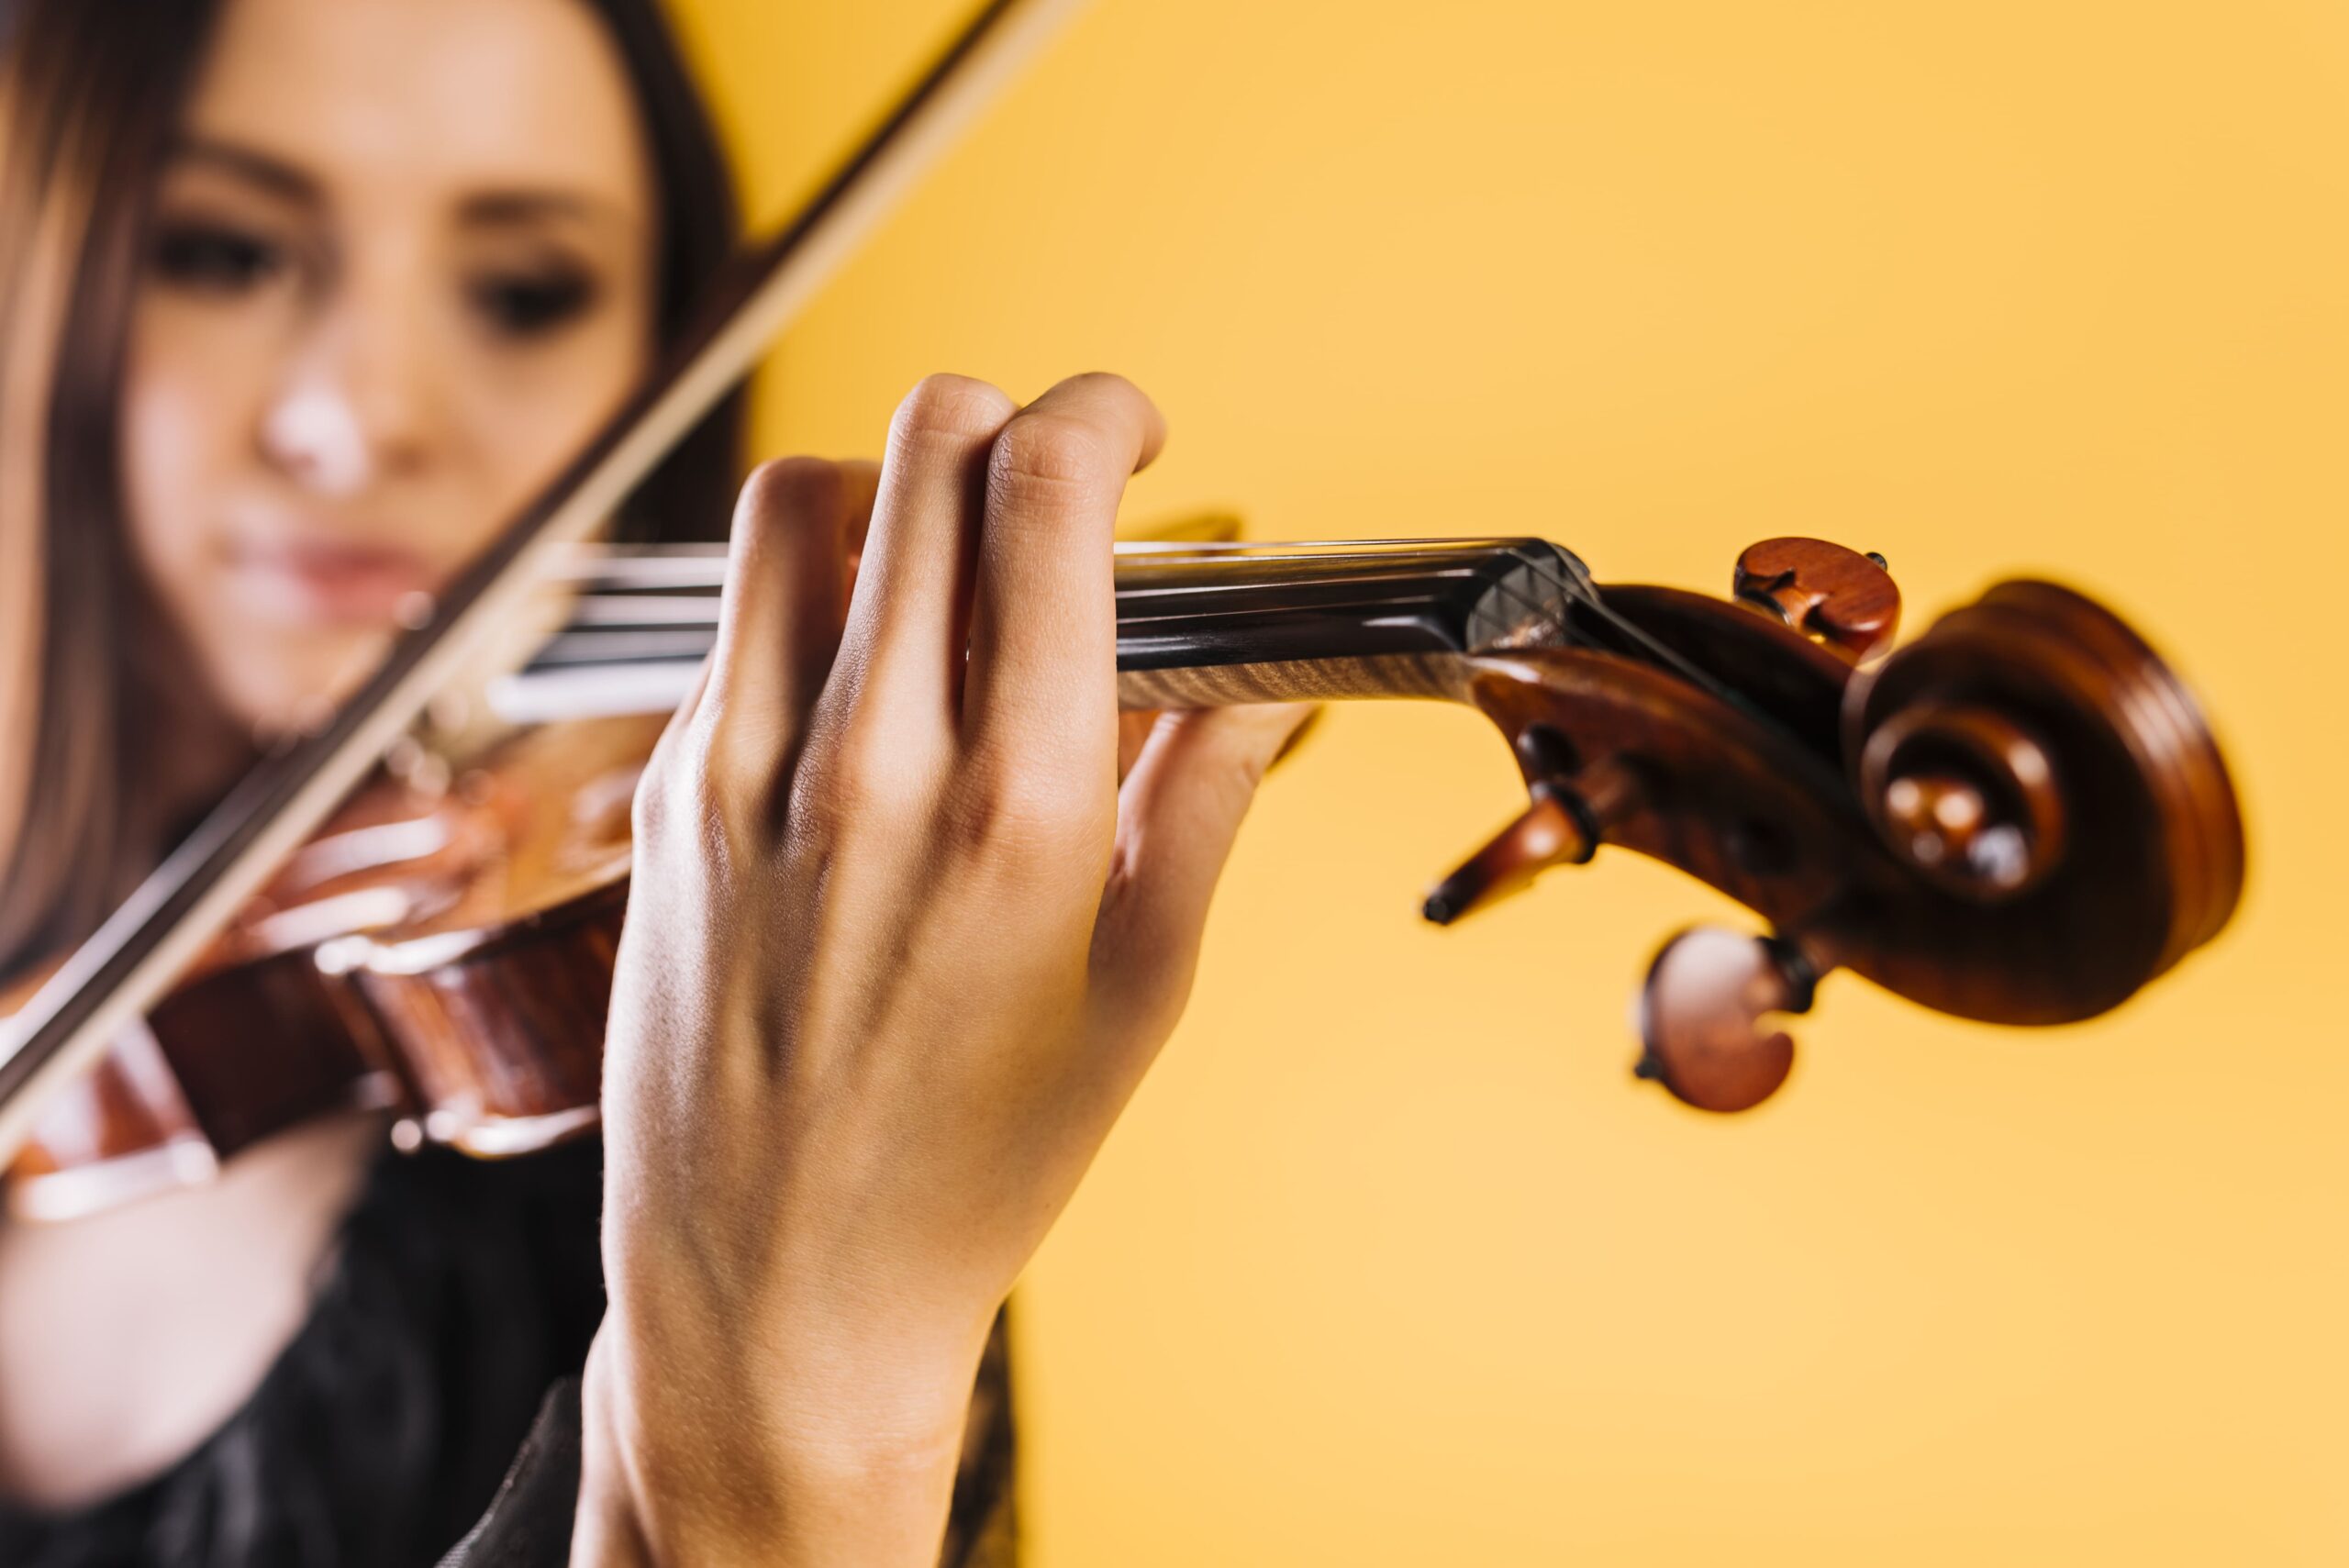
[670, 2, 2347, 1561]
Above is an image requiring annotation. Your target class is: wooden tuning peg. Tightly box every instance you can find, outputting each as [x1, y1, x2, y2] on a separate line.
[1732, 538, 1901, 662]
[1633, 927, 1827, 1112]
[1421, 756, 1639, 925]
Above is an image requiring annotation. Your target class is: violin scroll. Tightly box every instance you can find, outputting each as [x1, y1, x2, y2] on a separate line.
[1854, 699, 2065, 899]
[1842, 578, 2243, 1016]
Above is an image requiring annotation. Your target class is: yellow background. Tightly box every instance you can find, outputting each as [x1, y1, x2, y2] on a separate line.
[671, 2, 2346, 1561]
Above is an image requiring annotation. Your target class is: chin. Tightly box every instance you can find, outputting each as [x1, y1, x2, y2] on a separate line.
[204, 621, 394, 739]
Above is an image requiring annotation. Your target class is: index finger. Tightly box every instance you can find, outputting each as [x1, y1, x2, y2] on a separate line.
[962, 373, 1165, 759]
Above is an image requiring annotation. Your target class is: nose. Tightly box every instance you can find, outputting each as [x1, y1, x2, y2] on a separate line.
[257, 272, 437, 496]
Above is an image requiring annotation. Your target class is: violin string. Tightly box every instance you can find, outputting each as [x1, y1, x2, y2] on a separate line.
[555, 538, 1514, 591]
[546, 548, 1513, 640]
[0, 0, 1087, 1159]
[524, 538, 1759, 738]
[552, 539, 1536, 609]
[525, 539, 1751, 723]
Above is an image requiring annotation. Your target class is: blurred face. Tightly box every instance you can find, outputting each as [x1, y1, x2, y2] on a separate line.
[123, 0, 660, 733]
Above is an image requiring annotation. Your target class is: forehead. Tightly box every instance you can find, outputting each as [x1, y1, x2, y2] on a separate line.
[179, 0, 652, 219]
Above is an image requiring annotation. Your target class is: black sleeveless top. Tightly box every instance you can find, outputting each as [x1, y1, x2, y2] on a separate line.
[0, 1140, 1017, 1567]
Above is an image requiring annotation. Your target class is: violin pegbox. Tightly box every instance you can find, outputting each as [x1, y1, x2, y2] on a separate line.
[1419, 709, 1828, 1113]
[1431, 632, 1868, 1115]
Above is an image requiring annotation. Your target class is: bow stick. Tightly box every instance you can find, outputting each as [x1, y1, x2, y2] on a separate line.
[0, 0, 1088, 1162]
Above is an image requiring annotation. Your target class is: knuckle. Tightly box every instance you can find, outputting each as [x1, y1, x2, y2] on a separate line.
[635, 715, 770, 854]
[943, 762, 1088, 858]
[1055, 370, 1141, 403]
[699, 719, 782, 812]
[631, 741, 712, 848]
[791, 725, 926, 840]
[1163, 708, 1292, 802]
[890, 373, 1016, 450]
[734, 456, 841, 537]
[1211, 725, 1280, 797]
[988, 411, 1110, 496]
[629, 767, 670, 841]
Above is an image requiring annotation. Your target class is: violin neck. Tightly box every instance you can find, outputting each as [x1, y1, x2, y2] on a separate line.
[499, 538, 1605, 721]
[1111, 538, 1596, 706]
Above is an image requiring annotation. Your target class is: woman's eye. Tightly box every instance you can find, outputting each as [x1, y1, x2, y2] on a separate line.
[469, 270, 597, 339]
[149, 222, 287, 295]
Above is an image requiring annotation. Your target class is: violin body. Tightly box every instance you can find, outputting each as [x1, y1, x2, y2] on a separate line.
[4, 536, 2244, 1218]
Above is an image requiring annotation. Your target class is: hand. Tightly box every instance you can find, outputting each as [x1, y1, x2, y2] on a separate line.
[573, 373, 1310, 1566]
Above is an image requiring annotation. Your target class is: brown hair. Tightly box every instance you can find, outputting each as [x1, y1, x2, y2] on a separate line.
[0, 0, 745, 974]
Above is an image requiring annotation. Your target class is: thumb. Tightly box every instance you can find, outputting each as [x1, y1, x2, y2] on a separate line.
[1087, 702, 1318, 1038]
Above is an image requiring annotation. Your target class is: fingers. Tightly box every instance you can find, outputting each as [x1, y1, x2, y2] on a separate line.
[837, 459, 880, 598]
[833, 374, 1018, 728]
[1087, 703, 1318, 1043]
[1116, 707, 1162, 783]
[696, 458, 861, 749]
[963, 373, 1166, 760]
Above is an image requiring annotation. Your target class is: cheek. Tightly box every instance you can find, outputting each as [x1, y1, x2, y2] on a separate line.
[119, 301, 262, 585]
[449, 308, 652, 534]
[117, 301, 345, 731]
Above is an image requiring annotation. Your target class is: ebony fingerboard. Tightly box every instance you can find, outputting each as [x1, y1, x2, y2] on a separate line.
[498, 538, 1703, 719]
[1111, 539, 1596, 667]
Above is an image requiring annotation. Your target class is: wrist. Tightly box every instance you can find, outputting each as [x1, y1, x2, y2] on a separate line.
[573, 1318, 976, 1568]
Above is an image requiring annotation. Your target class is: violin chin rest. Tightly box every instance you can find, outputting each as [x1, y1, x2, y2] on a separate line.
[1632, 926, 1815, 1114]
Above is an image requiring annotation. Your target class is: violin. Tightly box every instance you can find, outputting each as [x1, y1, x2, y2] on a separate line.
[0, 0, 2244, 1221]
[5, 531, 2243, 1218]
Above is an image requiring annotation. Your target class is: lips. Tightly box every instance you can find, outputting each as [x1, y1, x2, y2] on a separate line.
[225, 534, 444, 626]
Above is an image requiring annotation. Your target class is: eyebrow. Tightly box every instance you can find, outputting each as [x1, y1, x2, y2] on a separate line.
[172, 137, 321, 207]
[458, 191, 631, 231]
[168, 137, 638, 235]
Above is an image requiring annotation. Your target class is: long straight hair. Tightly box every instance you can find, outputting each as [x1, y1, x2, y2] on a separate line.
[0, 0, 745, 976]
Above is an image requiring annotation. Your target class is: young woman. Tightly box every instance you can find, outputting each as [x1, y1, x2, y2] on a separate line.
[0, 0, 1305, 1562]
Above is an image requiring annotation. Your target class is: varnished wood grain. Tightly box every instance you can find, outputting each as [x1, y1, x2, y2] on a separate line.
[1119, 651, 1474, 708]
